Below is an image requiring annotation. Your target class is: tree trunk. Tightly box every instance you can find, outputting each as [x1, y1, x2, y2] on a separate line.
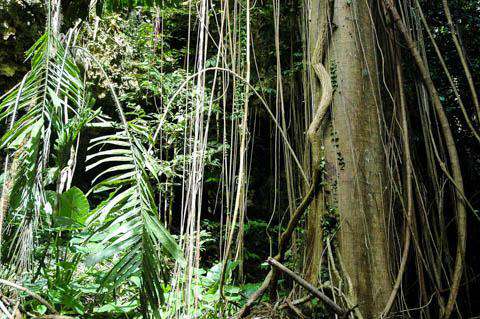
[306, 0, 393, 317]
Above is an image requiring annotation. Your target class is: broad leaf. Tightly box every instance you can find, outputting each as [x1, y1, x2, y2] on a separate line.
[58, 187, 90, 225]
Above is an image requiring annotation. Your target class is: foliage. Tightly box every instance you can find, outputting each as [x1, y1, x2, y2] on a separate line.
[2, 0, 479, 318]
[85, 125, 184, 317]
[0, 0, 45, 91]
[0, 21, 96, 269]
[0, 4, 233, 318]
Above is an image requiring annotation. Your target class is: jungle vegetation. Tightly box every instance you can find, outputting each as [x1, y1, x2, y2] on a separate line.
[0, 0, 480, 318]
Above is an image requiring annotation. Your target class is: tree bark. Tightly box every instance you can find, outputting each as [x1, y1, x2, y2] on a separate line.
[306, 0, 393, 317]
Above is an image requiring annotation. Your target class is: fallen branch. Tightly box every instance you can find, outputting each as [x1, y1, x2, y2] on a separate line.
[267, 258, 348, 317]
[0, 279, 57, 315]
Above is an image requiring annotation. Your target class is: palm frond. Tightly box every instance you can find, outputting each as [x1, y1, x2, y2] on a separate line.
[0, 28, 94, 270]
[86, 126, 184, 317]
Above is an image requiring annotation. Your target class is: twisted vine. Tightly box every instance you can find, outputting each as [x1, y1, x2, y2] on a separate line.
[307, 6, 333, 169]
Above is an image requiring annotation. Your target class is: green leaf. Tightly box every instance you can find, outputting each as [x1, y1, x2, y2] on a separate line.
[94, 300, 138, 313]
[52, 216, 83, 231]
[35, 304, 47, 315]
[58, 187, 90, 225]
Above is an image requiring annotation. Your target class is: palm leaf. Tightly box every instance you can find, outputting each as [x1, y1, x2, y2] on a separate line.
[0, 27, 94, 270]
[86, 123, 183, 317]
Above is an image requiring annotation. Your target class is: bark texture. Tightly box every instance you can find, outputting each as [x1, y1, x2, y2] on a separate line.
[306, 0, 393, 316]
